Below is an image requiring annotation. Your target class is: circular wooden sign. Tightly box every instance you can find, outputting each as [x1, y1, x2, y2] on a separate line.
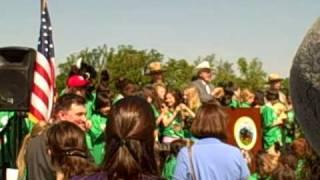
[233, 116, 258, 150]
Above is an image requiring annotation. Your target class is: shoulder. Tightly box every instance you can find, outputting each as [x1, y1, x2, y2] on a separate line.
[176, 147, 189, 161]
[191, 79, 201, 86]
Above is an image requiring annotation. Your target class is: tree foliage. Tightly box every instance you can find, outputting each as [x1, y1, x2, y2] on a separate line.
[236, 57, 267, 91]
[56, 45, 277, 93]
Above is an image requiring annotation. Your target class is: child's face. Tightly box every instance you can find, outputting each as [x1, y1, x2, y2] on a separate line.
[165, 93, 176, 107]
[156, 86, 166, 100]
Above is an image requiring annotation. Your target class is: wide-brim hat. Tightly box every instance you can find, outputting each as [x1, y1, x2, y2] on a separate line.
[194, 61, 214, 74]
[67, 75, 90, 88]
[145, 61, 166, 75]
[267, 73, 283, 83]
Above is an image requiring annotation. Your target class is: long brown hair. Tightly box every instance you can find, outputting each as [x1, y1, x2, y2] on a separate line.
[47, 121, 97, 179]
[16, 122, 49, 179]
[102, 96, 159, 179]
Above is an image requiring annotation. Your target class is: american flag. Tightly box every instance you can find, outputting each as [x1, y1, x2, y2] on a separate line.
[29, 3, 55, 122]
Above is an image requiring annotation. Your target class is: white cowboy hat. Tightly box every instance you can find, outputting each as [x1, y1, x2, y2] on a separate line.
[195, 61, 211, 70]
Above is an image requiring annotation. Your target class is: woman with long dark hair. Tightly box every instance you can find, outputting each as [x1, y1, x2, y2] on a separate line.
[72, 96, 162, 180]
[47, 121, 97, 180]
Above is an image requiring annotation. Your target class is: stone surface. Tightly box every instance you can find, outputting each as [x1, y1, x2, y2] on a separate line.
[290, 17, 320, 155]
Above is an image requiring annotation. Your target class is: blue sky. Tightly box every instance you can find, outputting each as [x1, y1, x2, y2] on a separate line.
[1, 0, 319, 77]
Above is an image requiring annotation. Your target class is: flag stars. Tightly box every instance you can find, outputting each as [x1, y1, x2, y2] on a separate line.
[45, 40, 48, 44]
[45, 48, 49, 52]
[43, 33, 48, 36]
[43, 25, 47, 29]
[42, 11, 46, 15]
[42, 18, 46, 22]
[49, 44, 54, 48]
[48, 27, 52, 31]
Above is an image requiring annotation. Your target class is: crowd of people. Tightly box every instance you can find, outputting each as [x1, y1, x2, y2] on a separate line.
[4, 60, 320, 179]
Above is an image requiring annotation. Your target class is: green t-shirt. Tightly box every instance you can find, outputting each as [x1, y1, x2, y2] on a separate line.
[229, 99, 241, 108]
[162, 155, 177, 180]
[239, 102, 252, 108]
[162, 112, 185, 138]
[86, 112, 108, 165]
[261, 104, 282, 150]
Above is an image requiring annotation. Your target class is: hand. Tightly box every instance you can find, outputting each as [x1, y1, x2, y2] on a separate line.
[161, 104, 168, 113]
[178, 103, 188, 110]
[84, 120, 92, 131]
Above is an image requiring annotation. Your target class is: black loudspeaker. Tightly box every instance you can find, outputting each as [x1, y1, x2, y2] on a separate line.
[0, 47, 36, 111]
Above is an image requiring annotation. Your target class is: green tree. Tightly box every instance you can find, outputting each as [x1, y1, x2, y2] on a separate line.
[165, 58, 194, 89]
[213, 59, 237, 86]
[56, 45, 164, 93]
[237, 57, 267, 91]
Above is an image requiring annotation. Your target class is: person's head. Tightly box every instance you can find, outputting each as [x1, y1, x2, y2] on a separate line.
[240, 89, 255, 105]
[253, 90, 265, 107]
[66, 75, 90, 97]
[198, 68, 213, 82]
[103, 96, 158, 179]
[191, 101, 227, 140]
[145, 61, 165, 84]
[291, 138, 312, 158]
[268, 73, 283, 91]
[47, 121, 96, 179]
[95, 91, 112, 117]
[271, 164, 296, 180]
[142, 85, 157, 104]
[165, 89, 182, 108]
[279, 152, 298, 170]
[153, 82, 166, 100]
[195, 61, 214, 83]
[183, 86, 201, 110]
[270, 81, 282, 91]
[256, 151, 279, 177]
[52, 94, 87, 131]
[115, 77, 138, 97]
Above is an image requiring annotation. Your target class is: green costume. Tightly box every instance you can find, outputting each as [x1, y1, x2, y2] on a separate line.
[284, 110, 295, 144]
[86, 112, 108, 165]
[0, 111, 29, 180]
[249, 173, 271, 180]
[85, 93, 96, 120]
[248, 173, 260, 180]
[162, 155, 177, 180]
[261, 104, 282, 150]
[162, 112, 184, 139]
[229, 99, 241, 108]
[239, 102, 251, 108]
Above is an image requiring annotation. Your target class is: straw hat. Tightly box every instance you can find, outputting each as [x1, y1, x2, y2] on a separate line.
[267, 73, 283, 83]
[195, 61, 211, 70]
[145, 61, 165, 75]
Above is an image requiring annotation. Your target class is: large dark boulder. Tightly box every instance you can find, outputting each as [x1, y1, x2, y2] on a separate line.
[290, 17, 320, 155]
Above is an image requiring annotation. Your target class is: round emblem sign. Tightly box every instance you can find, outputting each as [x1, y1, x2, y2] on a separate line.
[233, 116, 257, 150]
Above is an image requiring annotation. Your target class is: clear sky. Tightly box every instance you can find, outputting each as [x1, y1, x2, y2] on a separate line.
[1, 0, 319, 77]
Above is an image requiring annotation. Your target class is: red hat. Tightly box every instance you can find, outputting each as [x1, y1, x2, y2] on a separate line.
[67, 75, 90, 88]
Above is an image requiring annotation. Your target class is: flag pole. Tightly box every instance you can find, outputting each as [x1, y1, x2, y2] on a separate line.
[41, 0, 48, 11]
